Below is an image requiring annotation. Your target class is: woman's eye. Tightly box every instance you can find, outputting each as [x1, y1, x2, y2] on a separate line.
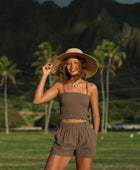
[66, 61, 79, 65]
[74, 61, 79, 64]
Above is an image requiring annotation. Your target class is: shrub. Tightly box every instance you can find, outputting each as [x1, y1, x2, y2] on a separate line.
[108, 99, 140, 124]
[0, 111, 27, 128]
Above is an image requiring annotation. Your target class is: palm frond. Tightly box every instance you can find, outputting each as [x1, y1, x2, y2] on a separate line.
[0, 75, 4, 86]
[0, 56, 20, 85]
[32, 41, 57, 75]
[109, 69, 115, 77]
[7, 73, 16, 84]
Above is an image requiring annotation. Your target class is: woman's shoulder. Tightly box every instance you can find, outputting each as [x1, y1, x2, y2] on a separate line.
[53, 81, 64, 91]
[53, 80, 63, 87]
[87, 82, 98, 93]
[54, 81, 65, 95]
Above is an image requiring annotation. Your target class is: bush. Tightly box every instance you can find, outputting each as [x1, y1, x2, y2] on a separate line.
[0, 111, 27, 128]
[34, 100, 60, 129]
[34, 112, 60, 129]
[108, 99, 140, 124]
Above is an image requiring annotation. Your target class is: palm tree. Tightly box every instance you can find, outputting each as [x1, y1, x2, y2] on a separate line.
[93, 39, 126, 133]
[101, 40, 126, 132]
[93, 47, 107, 133]
[32, 42, 57, 133]
[0, 56, 20, 134]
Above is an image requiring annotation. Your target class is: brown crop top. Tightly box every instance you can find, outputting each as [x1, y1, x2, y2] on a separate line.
[59, 81, 90, 120]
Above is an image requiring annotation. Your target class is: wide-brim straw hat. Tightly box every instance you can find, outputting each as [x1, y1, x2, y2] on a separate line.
[51, 48, 98, 78]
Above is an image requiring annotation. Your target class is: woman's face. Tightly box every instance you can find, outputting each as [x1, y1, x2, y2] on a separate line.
[65, 57, 81, 77]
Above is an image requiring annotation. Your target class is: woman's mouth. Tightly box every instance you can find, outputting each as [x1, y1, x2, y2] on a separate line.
[70, 69, 77, 72]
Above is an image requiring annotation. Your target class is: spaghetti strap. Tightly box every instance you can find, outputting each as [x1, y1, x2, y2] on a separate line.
[63, 83, 65, 93]
[86, 81, 88, 95]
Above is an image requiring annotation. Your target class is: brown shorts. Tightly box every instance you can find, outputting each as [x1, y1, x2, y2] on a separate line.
[50, 121, 97, 158]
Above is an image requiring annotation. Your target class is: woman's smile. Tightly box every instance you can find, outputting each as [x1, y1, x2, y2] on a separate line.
[66, 57, 81, 76]
[70, 68, 78, 72]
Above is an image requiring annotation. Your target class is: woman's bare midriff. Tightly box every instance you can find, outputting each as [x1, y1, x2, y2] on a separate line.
[61, 119, 87, 123]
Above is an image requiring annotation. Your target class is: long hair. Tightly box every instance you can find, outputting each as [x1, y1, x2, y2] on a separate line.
[56, 56, 87, 83]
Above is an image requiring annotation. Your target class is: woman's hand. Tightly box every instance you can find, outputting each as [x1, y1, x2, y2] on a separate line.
[42, 63, 53, 76]
[33, 62, 59, 104]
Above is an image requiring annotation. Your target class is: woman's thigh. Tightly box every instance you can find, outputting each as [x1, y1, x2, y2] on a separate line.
[44, 154, 71, 170]
[75, 157, 93, 170]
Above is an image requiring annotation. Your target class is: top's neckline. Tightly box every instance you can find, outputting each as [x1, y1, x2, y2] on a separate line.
[59, 92, 89, 98]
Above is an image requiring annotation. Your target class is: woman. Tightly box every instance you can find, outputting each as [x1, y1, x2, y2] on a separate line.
[33, 48, 100, 170]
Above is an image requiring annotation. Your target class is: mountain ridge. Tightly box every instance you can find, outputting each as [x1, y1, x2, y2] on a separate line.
[0, 0, 140, 68]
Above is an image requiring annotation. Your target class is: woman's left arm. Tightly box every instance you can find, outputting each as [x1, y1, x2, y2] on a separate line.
[90, 83, 100, 134]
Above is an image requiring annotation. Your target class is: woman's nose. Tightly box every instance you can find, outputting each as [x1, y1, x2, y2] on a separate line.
[71, 62, 76, 67]
[70, 63, 74, 68]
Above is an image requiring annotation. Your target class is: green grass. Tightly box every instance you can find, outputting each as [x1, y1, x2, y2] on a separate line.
[0, 132, 140, 170]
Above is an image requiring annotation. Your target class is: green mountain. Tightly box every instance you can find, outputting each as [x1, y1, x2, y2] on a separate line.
[0, 0, 140, 97]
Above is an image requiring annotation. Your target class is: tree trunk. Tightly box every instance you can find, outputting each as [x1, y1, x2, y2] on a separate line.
[105, 57, 111, 133]
[4, 74, 9, 134]
[45, 100, 53, 134]
[100, 69, 105, 133]
[44, 103, 48, 133]
[44, 72, 53, 134]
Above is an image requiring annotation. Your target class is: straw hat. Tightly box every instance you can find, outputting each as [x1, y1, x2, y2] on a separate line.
[51, 48, 98, 78]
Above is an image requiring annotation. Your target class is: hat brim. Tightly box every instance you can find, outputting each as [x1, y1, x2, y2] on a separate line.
[51, 52, 98, 78]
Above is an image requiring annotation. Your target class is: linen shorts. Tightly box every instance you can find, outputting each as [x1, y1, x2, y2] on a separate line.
[50, 121, 97, 158]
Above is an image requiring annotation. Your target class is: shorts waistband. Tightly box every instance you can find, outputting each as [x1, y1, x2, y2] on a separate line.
[59, 121, 89, 127]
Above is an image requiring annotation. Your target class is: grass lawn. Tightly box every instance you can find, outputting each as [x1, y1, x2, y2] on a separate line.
[0, 131, 140, 170]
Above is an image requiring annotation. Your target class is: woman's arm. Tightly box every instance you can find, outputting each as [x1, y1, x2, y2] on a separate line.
[89, 83, 100, 134]
[33, 63, 59, 104]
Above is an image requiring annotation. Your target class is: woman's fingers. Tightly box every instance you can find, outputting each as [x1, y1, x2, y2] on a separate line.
[42, 63, 53, 75]
[47, 63, 53, 69]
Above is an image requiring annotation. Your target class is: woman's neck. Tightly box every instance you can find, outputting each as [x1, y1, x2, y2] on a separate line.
[69, 77, 82, 83]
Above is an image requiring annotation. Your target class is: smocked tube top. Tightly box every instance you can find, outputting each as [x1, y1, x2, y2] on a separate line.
[59, 92, 90, 120]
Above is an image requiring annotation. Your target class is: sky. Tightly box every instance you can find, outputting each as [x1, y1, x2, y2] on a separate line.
[37, 0, 140, 7]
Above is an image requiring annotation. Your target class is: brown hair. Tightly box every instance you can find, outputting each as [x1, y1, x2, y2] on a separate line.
[56, 56, 87, 83]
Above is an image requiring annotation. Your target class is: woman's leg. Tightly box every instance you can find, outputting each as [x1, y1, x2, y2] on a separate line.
[75, 157, 93, 170]
[44, 154, 71, 170]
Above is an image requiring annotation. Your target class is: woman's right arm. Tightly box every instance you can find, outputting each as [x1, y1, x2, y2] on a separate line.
[33, 63, 59, 104]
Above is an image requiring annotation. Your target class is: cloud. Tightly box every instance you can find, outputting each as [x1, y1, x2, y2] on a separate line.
[36, 0, 73, 7]
[115, 0, 140, 4]
[36, 0, 140, 6]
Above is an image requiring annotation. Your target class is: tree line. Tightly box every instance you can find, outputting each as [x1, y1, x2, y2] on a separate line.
[0, 40, 126, 134]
